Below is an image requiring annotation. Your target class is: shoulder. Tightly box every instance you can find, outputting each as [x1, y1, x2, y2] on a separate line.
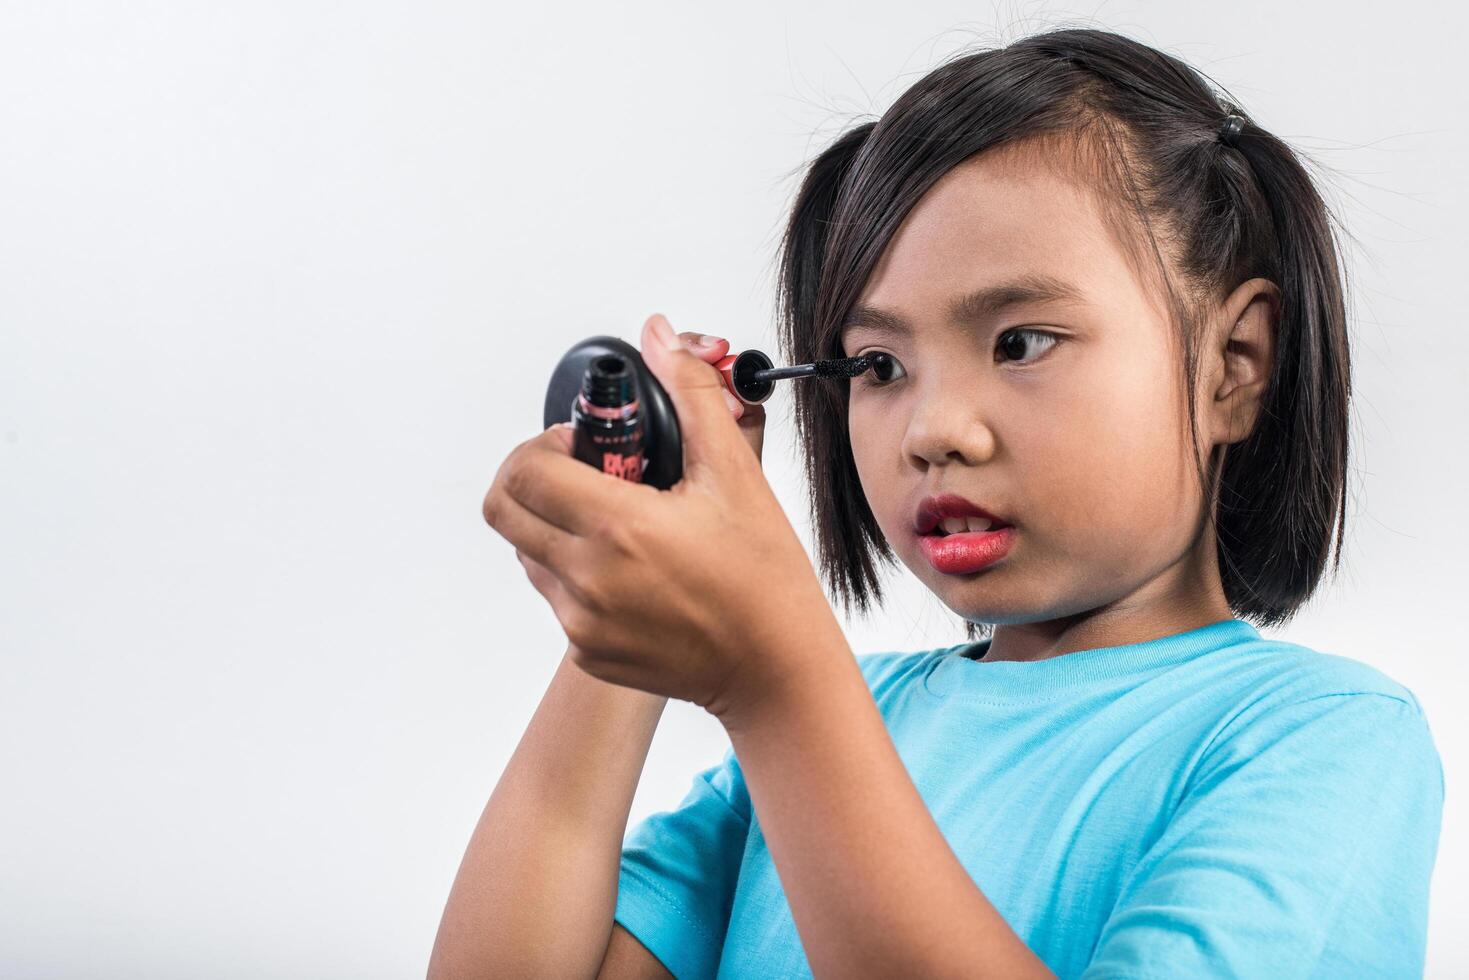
[1214, 632, 1424, 707]
[1190, 634, 1444, 799]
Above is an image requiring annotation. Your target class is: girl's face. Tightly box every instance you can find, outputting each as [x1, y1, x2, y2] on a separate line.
[843, 145, 1238, 646]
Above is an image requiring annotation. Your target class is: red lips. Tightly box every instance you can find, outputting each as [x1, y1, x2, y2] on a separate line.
[913, 492, 1011, 536]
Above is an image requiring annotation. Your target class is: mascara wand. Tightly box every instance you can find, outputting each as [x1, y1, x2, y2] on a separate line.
[718, 350, 881, 405]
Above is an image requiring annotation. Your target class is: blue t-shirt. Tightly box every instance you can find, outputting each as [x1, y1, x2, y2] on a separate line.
[614, 618, 1444, 978]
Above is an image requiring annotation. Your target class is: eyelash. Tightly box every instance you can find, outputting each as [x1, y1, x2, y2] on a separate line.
[851, 328, 1062, 388]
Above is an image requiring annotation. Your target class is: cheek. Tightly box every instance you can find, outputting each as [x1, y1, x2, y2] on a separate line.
[848, 401, 904, 527]
[1015, 361, 1194, 546]
[847, 403, 878, 485]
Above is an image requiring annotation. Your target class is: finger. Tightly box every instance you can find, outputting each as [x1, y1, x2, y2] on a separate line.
[506, 424, 650, 535]
[638, 314, 745, 480]
[735, 400, 765, 460]
[711, 351, 746, 420]
[669, 331, 746, 421]
[681, 333, 741, 421]
[550, 420, 575, 453]
[484, 469, 584, 577]
[515, 546, 578, 616]
[516, 548, 606, 652]
[680, 331, 731, 362]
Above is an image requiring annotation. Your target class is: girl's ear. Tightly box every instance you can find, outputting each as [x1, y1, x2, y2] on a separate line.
[1207, 276, 1281, 447]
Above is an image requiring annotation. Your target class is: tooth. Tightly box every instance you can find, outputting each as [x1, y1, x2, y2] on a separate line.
[939, 517, 968, 534]
[965, 516, 993, 532]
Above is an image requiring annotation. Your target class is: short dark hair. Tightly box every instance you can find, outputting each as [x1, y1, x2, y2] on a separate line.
[774, 27, 1352, 639]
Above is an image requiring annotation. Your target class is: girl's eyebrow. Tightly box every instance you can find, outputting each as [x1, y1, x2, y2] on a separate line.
[840, 272, 1085, 339]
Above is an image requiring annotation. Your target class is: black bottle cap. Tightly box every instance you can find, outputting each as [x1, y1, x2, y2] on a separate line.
[731, 349, 775, 404]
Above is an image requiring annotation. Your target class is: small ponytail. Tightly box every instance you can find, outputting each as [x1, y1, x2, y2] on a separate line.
[1208, 112, 1352, 626]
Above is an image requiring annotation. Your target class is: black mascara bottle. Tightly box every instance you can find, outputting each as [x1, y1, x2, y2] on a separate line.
[571, 353, 647, 483]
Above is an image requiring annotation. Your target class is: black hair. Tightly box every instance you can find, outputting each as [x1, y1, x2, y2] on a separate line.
[773, 27, 1352, 640]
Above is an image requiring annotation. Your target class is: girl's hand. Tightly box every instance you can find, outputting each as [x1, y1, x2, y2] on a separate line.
[677, 331, 766, 464]
[484, 313, 835, 719]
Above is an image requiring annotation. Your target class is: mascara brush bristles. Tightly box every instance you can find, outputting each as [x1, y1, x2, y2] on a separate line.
[750, 355, 873, 384]
[815, 355, 875, 379]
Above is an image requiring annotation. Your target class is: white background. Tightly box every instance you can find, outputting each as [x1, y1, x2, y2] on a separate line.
[3, 2, 1465, 976]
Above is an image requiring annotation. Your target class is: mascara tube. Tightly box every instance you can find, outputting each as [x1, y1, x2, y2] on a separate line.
[571, 353, 647, 483]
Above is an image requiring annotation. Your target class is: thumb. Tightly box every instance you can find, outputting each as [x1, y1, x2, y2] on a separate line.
[639, 313, 741, 478]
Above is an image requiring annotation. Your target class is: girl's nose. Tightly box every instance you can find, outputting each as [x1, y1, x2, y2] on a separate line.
[901, 388, 998, 467]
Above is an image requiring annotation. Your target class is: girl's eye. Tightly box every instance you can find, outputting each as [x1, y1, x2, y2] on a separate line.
[852, 329, 1060, 389]
[996, 328, 1060, 364]
[853, 351, 906, 388]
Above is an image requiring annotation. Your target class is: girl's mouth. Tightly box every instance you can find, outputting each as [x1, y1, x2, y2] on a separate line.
[918, 524, 1016, 575]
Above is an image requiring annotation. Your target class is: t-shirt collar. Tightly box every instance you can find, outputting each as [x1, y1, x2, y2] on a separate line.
[923, 618, 1261, 701]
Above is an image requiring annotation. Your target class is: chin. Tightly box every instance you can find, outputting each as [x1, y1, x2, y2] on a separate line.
[921, 562, 1063, 628]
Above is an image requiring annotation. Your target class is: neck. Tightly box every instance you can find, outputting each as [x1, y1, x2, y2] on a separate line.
[978, 524, 1234, 663]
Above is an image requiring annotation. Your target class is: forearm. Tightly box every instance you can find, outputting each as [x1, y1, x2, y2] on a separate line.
[429, 645, 668, 979]
[717, 628, 1055, 979]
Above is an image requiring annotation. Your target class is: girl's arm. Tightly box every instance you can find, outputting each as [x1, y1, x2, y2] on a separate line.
[427, 644, 670, 979]
[716, 625, 1057, 979]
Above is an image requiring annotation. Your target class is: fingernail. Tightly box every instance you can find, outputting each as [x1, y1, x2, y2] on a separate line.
[650, 314, 681, 351]
[696, 333, 723, 349]
[722, 389, 742, 412]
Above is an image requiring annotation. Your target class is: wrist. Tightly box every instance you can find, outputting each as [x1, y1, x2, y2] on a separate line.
[707, 616, 850, 734]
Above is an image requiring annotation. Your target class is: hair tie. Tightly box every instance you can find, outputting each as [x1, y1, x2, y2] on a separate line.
[1218, 113, 1245, 147]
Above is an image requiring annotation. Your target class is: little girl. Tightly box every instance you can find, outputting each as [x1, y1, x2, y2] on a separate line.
[431, 27, 1444, 980]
